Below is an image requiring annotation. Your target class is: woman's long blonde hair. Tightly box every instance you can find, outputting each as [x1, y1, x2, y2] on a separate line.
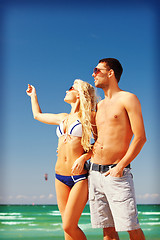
[74, 79, 98, 152]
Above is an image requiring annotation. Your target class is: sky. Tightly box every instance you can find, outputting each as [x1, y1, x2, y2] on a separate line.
[0, 0, 160, 205]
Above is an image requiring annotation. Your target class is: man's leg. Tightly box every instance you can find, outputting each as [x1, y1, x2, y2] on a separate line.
[128, 228, 145, 240]
[103, 227, 120, 240]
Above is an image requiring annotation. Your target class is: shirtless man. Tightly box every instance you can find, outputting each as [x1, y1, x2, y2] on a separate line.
[89, 58, 146, 240]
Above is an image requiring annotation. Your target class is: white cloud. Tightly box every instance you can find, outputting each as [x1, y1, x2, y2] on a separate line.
[32, 196, 37, 199]
[48, 194, 54, 199]
[150, 194, 160, 198]
[137, 193, 160, 204]
[40, 195, 45, 199]
[137, 193, 160, 199]
[8, 196, 13, 199]
[0, 193, 57, 204]
[0, 192, 160, 205]
[16, 195, 28, 199]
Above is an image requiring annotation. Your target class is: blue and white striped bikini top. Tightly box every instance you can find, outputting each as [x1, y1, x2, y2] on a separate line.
[56, 119, 82, 138]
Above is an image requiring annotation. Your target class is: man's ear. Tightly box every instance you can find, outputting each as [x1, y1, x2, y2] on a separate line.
[108, 69, 114, 78]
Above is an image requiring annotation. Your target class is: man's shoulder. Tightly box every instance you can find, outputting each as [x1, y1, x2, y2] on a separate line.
[119, 91, 140, 109]
[119, 91, 138, 101]
[120, 90, 135, 96]
[97, 99, 105, 106]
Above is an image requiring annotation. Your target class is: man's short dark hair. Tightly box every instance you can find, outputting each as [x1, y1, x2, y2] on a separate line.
[99, 58, 123, 82]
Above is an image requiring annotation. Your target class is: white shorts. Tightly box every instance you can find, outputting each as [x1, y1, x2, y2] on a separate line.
[88, 168, 140, 232]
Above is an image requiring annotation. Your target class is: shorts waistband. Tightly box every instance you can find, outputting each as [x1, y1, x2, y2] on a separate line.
[91, 163, 130, 173]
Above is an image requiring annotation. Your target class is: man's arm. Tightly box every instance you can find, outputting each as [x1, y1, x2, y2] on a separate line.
[105, 93, 146, 177]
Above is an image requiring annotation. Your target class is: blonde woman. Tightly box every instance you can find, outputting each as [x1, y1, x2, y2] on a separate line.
[26, 79, 97, 240]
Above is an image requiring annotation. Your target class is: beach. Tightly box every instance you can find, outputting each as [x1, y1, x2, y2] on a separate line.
[0, 204, 160, 240]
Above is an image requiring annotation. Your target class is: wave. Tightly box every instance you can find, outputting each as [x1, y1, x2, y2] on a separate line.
[48, 211, 61, 216]
[1, 221, 33, 225]
[14, 228, 59, 232]
[16, 227, 63, 232]
[141, 222, 160, 226]
[141, 218, 160, 221]
[47, 211, 90, 216]
[79, 223, 92, 230]
[50, 223, 62, 226]
[0, 213, 21, 216]
[50, 223, 63, 231]
[139, 212, 160, 215]
[28, 223, 38, 226]
[0, 216, 18, 220]
[81, 213, 90, 216]
[0, 216, 35, 220]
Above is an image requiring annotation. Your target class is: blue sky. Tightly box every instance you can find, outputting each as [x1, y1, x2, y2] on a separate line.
[0, 0, 159, 205]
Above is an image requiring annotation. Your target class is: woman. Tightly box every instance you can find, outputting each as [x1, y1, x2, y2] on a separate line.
[26, 79, 97, 240]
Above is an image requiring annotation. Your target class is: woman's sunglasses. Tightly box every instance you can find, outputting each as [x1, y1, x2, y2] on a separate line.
[68, 86, 75, 91]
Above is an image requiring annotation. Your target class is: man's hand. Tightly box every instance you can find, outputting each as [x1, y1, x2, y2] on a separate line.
[104, 165, 124, 177]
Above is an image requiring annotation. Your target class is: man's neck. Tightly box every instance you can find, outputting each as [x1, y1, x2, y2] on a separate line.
[103, 85, 121, 99]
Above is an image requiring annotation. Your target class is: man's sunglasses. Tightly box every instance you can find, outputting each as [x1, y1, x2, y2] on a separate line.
[93, 67, 107, 74]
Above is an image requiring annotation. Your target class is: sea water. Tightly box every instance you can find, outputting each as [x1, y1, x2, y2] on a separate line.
[0, 205, 160, 240]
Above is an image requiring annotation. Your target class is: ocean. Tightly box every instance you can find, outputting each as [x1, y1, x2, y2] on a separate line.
[0, 205, 159, 240]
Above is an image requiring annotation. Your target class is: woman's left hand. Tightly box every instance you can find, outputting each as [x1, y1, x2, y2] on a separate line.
[71, 156, 86, 174]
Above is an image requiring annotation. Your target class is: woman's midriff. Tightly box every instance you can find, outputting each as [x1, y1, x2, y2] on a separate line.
[55, 136, 88, 175]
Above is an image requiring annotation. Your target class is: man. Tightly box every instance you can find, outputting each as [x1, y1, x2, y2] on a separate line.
[89, 58, 146, 240]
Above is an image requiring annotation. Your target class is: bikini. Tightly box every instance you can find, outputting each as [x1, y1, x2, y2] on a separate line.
[56, 119, 82, 138]
[55, 119, 88, 188]
[55, 173, 88, 188]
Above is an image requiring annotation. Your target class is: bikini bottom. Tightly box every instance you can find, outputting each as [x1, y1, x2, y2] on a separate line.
[55, 173, 88, 188]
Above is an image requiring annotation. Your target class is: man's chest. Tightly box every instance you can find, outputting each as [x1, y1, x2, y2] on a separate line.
[96, 101, 126, 127]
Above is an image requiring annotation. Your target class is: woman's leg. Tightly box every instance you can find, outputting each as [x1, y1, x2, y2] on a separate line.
[55, 178, 73, 240]
[62, 179, 88, 240]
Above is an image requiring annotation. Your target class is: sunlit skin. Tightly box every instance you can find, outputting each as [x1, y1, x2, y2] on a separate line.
[92, 62, 146, 177]
[56, 85, 88, 175]
[26, 82, 97, 240]
[91, 62, 146, 240]
[26, 83, 88, 176]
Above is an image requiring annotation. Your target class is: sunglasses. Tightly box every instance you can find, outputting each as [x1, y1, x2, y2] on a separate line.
[68, 86, 75, 91]
[93, 67, 108, 74]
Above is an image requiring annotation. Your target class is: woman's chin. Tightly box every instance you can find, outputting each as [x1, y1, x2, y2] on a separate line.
[64, 97, 69, 103]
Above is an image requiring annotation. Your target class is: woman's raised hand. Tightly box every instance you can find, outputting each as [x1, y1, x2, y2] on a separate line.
[26, 84, 36, 97]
